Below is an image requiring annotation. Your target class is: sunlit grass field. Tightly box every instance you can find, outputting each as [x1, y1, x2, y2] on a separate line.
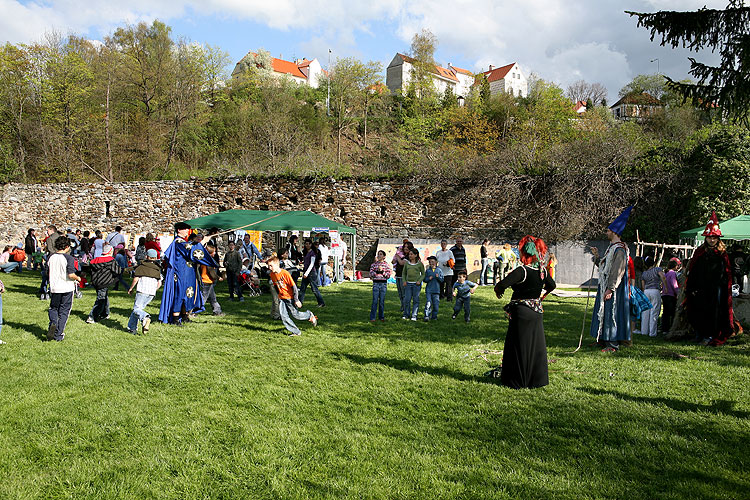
[0, 272, 747, 499]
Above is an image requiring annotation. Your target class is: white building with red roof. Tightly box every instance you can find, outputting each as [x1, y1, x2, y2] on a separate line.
[476, 62, 527, 98]
[386, 53, 460, 97]
[232, 52, 325, 87]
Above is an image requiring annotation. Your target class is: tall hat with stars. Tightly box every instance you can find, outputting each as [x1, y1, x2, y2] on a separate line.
[701, 211, 722, 237]
[607, 206, 633, 236]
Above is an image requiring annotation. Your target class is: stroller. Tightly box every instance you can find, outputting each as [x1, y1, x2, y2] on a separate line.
[238, 269, 263, 297]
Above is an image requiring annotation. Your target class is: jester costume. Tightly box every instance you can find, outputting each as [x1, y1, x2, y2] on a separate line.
[158, 227, 218, 324]
[590, 207, 632, 349]
[685, 212, 734, 346]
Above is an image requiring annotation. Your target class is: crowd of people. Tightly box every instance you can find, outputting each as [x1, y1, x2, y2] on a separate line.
[0, 210, 745, 390]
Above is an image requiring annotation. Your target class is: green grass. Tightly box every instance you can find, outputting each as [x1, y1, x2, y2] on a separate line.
[0, 272, 748, 499]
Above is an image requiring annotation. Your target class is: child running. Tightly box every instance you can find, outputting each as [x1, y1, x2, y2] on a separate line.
[452, 270, 478, 322]
[423, 255, 444, 321]
[268, 257, 317, 336]
[126, 249, 163, 335]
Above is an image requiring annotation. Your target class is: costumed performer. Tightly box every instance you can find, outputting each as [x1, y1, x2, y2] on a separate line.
[158, 222, 218, 325]
[492, 235, 556, 389]
[685, 212, 734, 346]
[589, 206, 632, 352]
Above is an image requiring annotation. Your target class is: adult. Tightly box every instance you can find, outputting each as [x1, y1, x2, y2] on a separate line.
[105, 226, 126, 249]
[0, 246, 20, 273]
[158, 222, 218, 325]
[589, 206, 632, 352]
[728, 244, 748, 294]
[24, 228, 39, 270]
[661, 259, 680, 334]
[40, 225, 61, 299]
[318, 236, 330, 287]
[332, 236, 347, 283]
[493, 235, 556, 389]
[479, 239, 490, 286]
[79, 231, 91, 259]
[640, 255, 666, 338]
[144, 232, 162, 258]
[497, 244, 516, 281]
[392, 240, 410, 311]
[66, 228, 80, 256]
[206, 227, 221, 261]
[240, 233, 263, 270]
[450, 237, 467, 277]
[285, 235, 304, 264]
[685, 212, 734, 346]
[93, 231, 104, 259]
[299, 239, 325, 307]
[436, 240, 455, 303]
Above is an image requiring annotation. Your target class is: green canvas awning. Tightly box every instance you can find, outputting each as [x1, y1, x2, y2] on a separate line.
[679, 215, 750, 243]
[182, 210, 356, 234]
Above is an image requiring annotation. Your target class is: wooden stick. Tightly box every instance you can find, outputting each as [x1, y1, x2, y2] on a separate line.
[200, 212, 287, 237]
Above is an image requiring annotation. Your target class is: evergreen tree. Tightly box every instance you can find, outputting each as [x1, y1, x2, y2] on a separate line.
[627, 1, 750, 125]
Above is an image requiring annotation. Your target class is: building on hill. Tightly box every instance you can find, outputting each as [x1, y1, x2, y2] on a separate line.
[232, 52, 326, 87]
[447, 64, 475, 100]
[475, 62, 527, 98]
[574, 100, 587, 114]
[386, 53, 459, 98]
[610, 92, 663, 121]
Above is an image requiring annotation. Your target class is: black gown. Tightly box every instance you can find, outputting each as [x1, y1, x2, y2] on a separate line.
[494, 265, 556, 389]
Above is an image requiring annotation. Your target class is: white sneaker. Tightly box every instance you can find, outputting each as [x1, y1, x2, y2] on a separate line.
[411, 317, 417, 321]
[309, 314, 318, 327]
[86, 317, 95, 324]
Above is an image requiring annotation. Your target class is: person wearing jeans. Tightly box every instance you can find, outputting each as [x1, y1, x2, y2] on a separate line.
[369, 250, 391, 321]
[127, 249, 162, 334]
[300, 239, 325, 307]
[268, 257, 318, 336]
[401, 248, 425, 321]
[47, 237, 81, 341]
[640, 256, 666, 337]
[480, 239, 490, 286]
[423, 256, 444, 321]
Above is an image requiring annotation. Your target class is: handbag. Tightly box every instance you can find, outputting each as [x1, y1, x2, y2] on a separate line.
[630, 285, 652, 320]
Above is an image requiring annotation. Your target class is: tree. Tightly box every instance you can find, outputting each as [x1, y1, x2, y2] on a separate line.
[0, 43, 33, 181]
[329, 57, 382, 163]
[627, 1, 750, 125]
[566, 79, 608, 106]
[406, 29, 439, 105]
[618, 74, 667, 101]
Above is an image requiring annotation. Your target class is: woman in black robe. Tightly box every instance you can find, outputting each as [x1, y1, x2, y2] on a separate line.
[493, 235, 556, 389]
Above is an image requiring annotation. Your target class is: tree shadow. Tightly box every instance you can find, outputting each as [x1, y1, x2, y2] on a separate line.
[332, 352, 501, 385]
[577, 387, 750, 420]
[5, 320, 49, 341]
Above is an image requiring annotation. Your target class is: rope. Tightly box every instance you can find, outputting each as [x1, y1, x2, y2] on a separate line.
[209, 213, 287, 237]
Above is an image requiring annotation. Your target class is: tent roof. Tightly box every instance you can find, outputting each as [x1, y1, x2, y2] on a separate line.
[182, 209, 356, 234]
[679, 214, 750, 242]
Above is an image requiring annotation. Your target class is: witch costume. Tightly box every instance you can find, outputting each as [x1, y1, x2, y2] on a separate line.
[685, 212, 734, 346]
[590, 207, 632, 350]
[158, 222, 218, 324]
[494, 236, 556, 389]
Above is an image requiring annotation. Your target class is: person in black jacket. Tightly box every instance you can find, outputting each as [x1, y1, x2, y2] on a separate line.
[24, 228, 39, 271]
[84, 244, 121, 324]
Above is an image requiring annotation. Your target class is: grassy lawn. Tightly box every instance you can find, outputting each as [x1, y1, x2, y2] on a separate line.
[0, 272, 748, 499]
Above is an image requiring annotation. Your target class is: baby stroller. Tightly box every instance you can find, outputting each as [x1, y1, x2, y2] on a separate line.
[238, 269, 263, 297]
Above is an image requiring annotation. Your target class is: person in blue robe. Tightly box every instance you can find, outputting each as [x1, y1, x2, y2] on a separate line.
[158, 222, 218, 325]
[589, 207, 632, 352]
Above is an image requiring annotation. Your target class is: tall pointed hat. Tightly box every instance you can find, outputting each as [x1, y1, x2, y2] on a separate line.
[701, 211, 722, 237]
[607, 206, 633, 236]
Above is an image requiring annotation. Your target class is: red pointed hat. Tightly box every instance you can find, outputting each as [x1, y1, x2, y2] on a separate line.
[701, 211, 722, 237]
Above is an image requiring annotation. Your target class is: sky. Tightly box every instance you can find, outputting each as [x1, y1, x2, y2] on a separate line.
[0, 0, 728, 101]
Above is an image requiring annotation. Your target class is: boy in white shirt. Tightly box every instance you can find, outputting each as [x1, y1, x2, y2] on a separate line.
[127, 249, 163, 335]
[47, 237, 81, 341]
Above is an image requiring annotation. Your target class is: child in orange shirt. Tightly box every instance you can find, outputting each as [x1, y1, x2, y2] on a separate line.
[268, 257, 317, 336]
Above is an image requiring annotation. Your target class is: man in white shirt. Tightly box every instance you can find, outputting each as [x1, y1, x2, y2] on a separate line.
[318, 237, 330, 287]
[105, 225, 126, 249]
[436, 239, 455, 303]
[47, 237, 81, 341]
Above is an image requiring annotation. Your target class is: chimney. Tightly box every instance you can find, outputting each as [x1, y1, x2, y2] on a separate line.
[489, 65, 495, 71]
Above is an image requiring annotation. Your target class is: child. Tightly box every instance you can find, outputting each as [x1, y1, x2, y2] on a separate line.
[134, 237, 147, 266]
[268, 256, 317, 336]
[452, 270, 477, 322]
[47, 237, 82, 341]
[85, 244, 121, 324]
[423, 256, 444, 321]
[369, 250, 391, 322]
[199, 243, 224, 316]
[0, 278, 5, 344]
[401, 248, 425, 321]
[127, 249, 163, 335]
[223, 241, 244, 302]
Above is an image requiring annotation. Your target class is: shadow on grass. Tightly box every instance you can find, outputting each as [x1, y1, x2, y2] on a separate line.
[5, 320, 49, 341]
[577, 387, 750, 420]
[333, 352, 501, 385]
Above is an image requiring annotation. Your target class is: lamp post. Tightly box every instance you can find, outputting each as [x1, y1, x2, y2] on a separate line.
[650, 58, 659, 74]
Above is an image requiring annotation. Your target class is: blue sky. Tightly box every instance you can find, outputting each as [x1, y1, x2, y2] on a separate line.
[1, 0, 726, 100]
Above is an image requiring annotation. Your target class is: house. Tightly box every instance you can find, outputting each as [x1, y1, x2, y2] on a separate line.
[232, 52, 326, 87]
[475, 62, 527, 98]
[447, 64, 475, 99]
[574, 101, 587, 114]
[610, 92, 663, 121]
[386, 53, 459, 97]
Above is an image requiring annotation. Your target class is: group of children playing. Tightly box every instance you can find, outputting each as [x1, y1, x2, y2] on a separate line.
[369, 248, 478, 323]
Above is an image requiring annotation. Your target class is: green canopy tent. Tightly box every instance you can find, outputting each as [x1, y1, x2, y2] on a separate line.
[181, 210, 357, 276]
[679, 215, 750, 246]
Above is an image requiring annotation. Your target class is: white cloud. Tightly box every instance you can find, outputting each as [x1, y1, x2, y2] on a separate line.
[0, 0, 729, 97]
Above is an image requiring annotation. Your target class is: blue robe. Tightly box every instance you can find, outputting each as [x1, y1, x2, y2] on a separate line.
[158, 238, 217, 323]
[590, 245, 631, 343]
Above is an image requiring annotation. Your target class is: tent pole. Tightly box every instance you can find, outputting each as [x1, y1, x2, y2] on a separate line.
[353, 234, 357, 281]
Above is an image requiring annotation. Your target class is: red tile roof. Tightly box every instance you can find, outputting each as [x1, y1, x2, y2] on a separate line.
[610, 92, 662, 108]
[241, 52, 307, 79]
[450, 65, 473, 76]
[482, 63, 515, 83]
[396, 53, 458, 82]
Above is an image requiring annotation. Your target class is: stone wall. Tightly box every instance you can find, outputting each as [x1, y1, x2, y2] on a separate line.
[0, 176, 599, 284]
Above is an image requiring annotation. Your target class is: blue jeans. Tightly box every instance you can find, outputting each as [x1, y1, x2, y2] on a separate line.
[0, 262, 19, 273]
[480, 258, 490, 285]
[402, 282, 421, 319]
[300, 268, 325, 306]
[319, 263, 328, 286]
[279, 298, 312, 335]
[370, 282, 387, 320]
[396, 277, 405, 313]
[127, 292, 154, 331]
[454, 295, 471, 320]
[424, 291, 440, 320]
[39, 263, 49, 295]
